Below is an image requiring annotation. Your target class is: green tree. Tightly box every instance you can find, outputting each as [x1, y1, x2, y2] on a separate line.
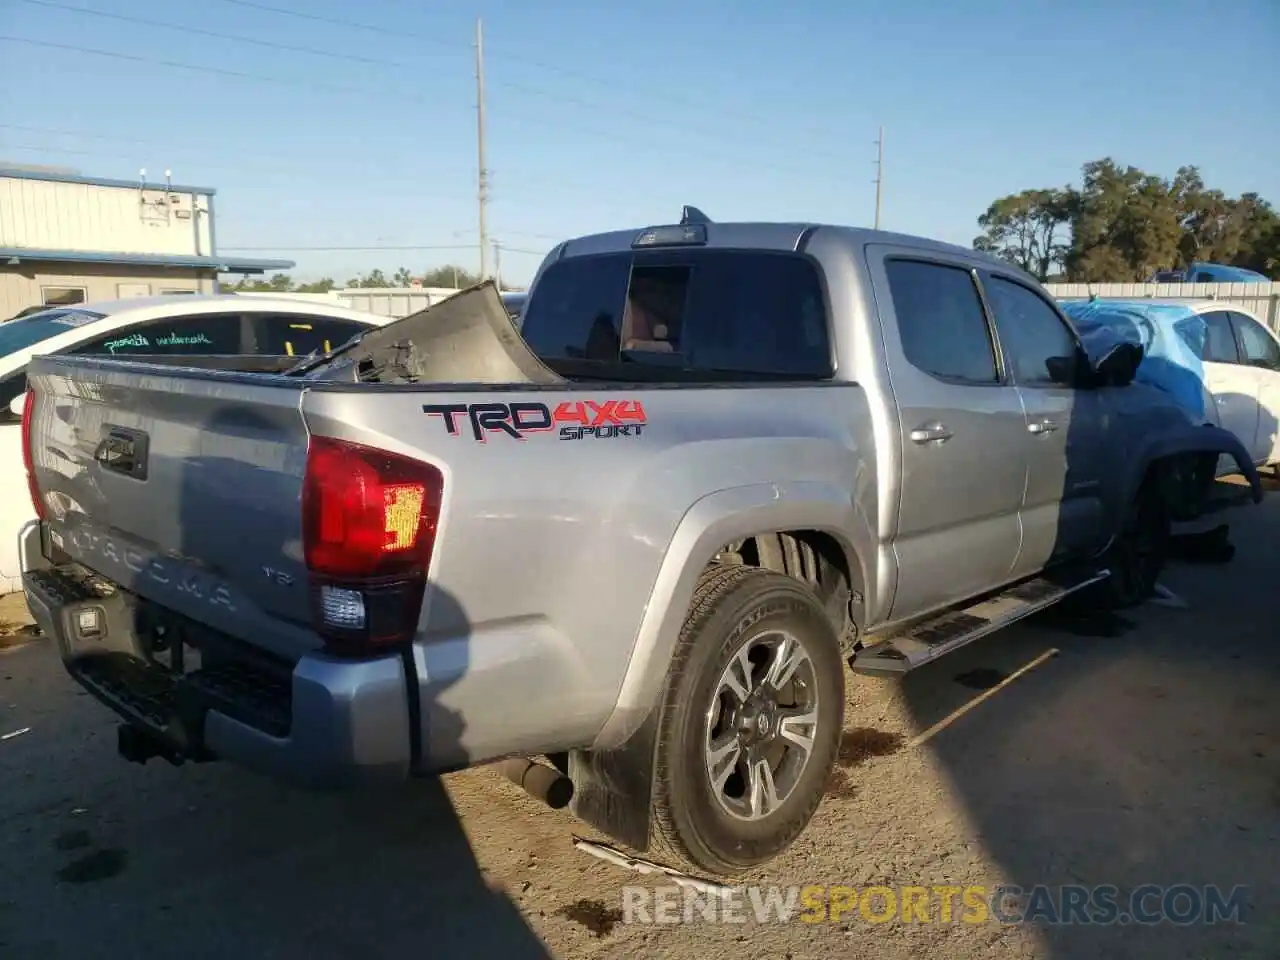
[977, 159, 1280, 282]
[973, 188, 1072, 280]
[295, 278, 336, 293]
[220, 275, 280, 292]
[392, 267, 414, 287]
[1226, 193, 1280, 276]
[1062, 159, 1185, 282]
[421, 265, 481, 288]
[342, 269, 391, 288]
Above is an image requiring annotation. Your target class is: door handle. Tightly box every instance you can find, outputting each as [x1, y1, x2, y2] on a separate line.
[1028, 419, 1058, 435]
[910, 423, 953, 444]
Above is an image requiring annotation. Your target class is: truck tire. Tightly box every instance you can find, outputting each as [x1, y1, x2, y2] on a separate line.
[648, 564, 844, 877]
[1097, 479, 1170, 609]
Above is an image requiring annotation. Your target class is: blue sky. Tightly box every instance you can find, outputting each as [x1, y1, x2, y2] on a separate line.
[2, 0, 1277, 284]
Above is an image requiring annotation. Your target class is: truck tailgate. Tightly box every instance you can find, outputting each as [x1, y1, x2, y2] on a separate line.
[26, 357, 323, 660]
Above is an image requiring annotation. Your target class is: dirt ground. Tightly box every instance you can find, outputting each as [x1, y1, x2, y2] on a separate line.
[1, 487, 1277, 959]
[0, 591, 39, 648]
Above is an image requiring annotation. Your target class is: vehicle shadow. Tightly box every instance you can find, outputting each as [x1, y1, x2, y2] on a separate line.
[50, 404, 553, 958]
[892, 382, 1279, 958]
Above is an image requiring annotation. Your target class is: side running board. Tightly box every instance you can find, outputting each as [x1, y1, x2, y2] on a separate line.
[849, 568, 1110, 676]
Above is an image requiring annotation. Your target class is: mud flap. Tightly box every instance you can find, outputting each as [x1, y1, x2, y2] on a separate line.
[567, 705, 661, 854]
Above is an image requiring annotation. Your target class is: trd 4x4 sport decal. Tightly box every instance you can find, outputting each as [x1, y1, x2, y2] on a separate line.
[423, 400, 647, 442]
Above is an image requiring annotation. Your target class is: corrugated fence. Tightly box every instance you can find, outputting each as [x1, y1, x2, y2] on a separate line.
[333, 287, 461, 316]
[1044, 282, 1280, 331]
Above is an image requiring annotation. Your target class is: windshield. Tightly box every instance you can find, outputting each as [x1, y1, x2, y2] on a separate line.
[0, 308, 106, 358]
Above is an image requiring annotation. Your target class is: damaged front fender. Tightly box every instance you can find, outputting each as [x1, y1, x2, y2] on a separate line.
[1141, 423, 1264, 518]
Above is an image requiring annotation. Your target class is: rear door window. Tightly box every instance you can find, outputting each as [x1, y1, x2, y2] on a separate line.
[521, 250, 831, 378]
[1201, 311, 1241, 363]
[1229, 312, 1280, 370]
[75, 312, 247, 356]
[884, 259, 999, 384]
[252, 313, 372, 357]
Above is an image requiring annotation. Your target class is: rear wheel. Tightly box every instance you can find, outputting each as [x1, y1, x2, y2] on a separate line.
[647, 565, 844, 877]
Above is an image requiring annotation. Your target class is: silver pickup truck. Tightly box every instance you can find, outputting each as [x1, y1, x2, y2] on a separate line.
[20, 209, 1261, 877]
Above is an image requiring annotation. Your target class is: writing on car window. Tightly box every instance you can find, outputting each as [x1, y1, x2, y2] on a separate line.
[102, 330, 215, 354]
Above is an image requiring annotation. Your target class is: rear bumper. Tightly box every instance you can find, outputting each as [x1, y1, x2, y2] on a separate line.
[24, 558, 413, 789]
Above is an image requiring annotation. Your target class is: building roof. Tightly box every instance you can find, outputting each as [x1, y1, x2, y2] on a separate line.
[0, 166, 217, 196]
[0, 246, 295, 275]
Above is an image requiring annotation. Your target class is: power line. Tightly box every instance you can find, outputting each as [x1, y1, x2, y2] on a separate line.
[0, 35, 443, 106]
[481, 106, 833, 182]
[16, 0, 419, 68]
[14, 1, 849, 168]
[2, 34, 851, 186]
[206, 0, 842, 143]
[212, 0, 460, 55]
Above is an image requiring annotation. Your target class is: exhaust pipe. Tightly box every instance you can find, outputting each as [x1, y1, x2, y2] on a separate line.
[496, 756, 574, 809]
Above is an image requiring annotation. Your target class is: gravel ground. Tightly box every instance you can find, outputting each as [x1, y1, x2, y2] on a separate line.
[1, 492, 1277, 959]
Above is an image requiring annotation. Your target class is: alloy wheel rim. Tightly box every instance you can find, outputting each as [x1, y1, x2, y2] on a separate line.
[703, 629, 820, 822]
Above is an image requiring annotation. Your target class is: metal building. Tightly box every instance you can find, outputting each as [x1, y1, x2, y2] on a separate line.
[0, 165, 293, 319]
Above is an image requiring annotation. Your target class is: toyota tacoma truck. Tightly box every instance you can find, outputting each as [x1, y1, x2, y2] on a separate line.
[20, 209, 1262, 878]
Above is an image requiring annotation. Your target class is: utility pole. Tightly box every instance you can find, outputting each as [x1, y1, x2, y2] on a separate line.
[873, 125, 884, 230]
[492, 240, 502, 290]
[475, 17, 490, 279]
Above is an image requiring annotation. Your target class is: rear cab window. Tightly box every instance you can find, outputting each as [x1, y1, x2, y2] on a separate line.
[520, 249, 832, 379]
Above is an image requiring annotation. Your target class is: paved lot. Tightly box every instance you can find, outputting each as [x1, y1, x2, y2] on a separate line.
[1, 494, 1278, 959]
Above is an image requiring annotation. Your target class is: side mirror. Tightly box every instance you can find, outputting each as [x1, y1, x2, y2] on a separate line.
[8, 392, 25, 420]
[1045, 347, 1098, 387]
[1091, 342, 1144, 387]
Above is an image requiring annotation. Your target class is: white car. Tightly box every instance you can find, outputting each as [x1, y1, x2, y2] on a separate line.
[1188, 301, 1280, 470]
[1062, 297, 1280, 474]
[0, 294, 391, 594]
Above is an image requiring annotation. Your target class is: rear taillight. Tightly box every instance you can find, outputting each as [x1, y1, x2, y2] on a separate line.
[20, 386, 45, 520]
[301, 435, 444, 656]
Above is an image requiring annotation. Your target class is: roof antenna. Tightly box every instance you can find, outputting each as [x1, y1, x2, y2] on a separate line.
[680, 205, 712, 226]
